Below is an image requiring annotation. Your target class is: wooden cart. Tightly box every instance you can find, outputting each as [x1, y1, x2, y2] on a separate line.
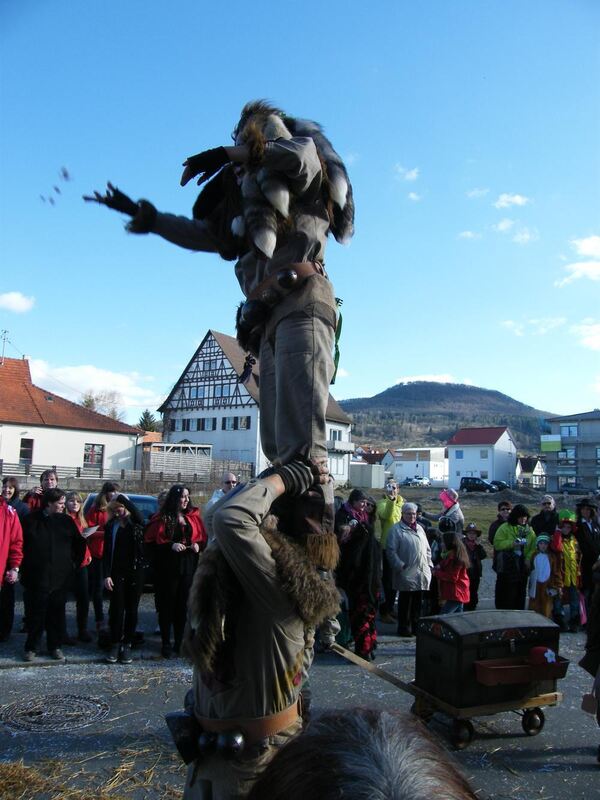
[331, 643, 566, 749]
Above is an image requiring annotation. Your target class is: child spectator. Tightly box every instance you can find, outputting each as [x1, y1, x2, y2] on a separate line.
[433, 532, 470, 614]
[528, 534, 562, 618]
[64, 492, 93, 643]
[555, 510, 582, 632]
[463, 523, 487, 611]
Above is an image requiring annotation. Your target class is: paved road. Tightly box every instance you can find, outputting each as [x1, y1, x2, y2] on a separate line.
[0, 561, 598, 799]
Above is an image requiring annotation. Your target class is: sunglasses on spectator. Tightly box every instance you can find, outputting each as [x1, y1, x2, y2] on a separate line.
[224, 480, 237, 485]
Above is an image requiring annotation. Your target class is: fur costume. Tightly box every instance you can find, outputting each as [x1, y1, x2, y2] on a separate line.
[185, 514, 340, 677]
[193, 100, 354, 259]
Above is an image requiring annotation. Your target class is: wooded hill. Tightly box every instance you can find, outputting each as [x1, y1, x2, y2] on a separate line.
[338, 382, 552, 453]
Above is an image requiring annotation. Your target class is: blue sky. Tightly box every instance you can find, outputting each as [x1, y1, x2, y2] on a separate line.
[1, 0, 599, 426]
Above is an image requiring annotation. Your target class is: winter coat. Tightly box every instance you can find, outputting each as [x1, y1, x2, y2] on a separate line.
[559, 535, 581, 589]
[20, 509, 86, 592]
[0, 498, 23, 586]
[376, 495, 404, 548]
[434, 554, 470, 604]
[66, 510, 92, 568]
[493, 522, 536, 580]
[528, 549, 562, 617]
[464, 538, 487, 579]
[531, 510, 559, 537]
[425, 503, 465, 535]
[575, 517, 600, 592]
[7, 496, 29, 522]
[102, 496, 145, 579]
[85, 506, 109, 560]
[386, 520, 432, 592]
[144, 507, 207, 548]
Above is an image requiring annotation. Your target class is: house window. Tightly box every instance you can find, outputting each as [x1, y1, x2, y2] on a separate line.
[19, 438, 34, 466]
[205, 358, 220, 371]
[84, 443, 104, 468]
[222, 417, 236, 431]
[170, 419, 176, 432]
[330, 429, 342, 441]
[189, 418, 197, 431]
[175, 419, 183, 432]
[557, 447, 576, 465]
[456, 470, 461, 476]
[238, 416, 251, 430]
[455, 450, 463, 459]
[182, 419, 191, 432]
[558, 476, 577, 488]
[480, 449, 488, 459]
[214, 384, 231, 398]
[560, 424, 578, 438]
[481, 470, 488, 479]
[596, 447, 600, 464]
[190, 387, 197, 399]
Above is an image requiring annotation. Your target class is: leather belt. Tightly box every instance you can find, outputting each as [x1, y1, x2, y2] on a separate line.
[196, 700, 300, 745]
[248, 261, 326, 305]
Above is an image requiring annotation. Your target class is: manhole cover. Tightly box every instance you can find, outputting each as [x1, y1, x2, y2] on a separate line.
[0, 694, 110, 732]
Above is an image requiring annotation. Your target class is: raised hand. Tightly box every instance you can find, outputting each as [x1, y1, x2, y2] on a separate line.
[83, 182, 138, 216]
[180, 147, 229, 187]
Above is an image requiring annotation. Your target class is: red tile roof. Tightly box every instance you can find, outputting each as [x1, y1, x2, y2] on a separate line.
[0, 357, 140, 435]
[448, 426, 509, 446]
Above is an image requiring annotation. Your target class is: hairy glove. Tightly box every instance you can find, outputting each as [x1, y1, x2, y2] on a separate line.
[180, 147, 230, 187]
[272, 458, 329, 496]
[83, 182, 138, 216]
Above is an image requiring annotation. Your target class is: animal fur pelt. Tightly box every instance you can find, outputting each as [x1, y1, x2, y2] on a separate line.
[184, 517, 340, 675]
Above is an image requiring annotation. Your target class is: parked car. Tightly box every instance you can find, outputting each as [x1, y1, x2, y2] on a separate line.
[459, 477, 498, 493]
[413, 476, 431, 487]
[558, 483, 595, 495]
[401, 477, 414, 487]
[490, 480, 510, 492]
[83, 492, 158, 523]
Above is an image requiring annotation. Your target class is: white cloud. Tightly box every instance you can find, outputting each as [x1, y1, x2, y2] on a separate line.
[394, 164, 419, 181]
[555, 234, 600, 287]
[395, 374, 473, 385]
[494, 193, 530, 209]
[0, 291, 35, 313]
[407, 192, 421, 202]
[571, 235, 600, 258]
[502, 318, 565, 337]
[492, 218, 515, 233]
[512, 226, 539, 245]
[29, 359, 163, 411]
[458, 230, 481, 240]
[571, 320, 600, 351]
[502, 320, 524, 337]
[335, 367, 349, 378]
[466, 188, 489, 198]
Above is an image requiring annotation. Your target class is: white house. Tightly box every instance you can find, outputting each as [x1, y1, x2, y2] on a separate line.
[381, 447, 448, 485]
[0, 356, 140, 476]
[516, 456, 546, 488]
[159, 330, 354, 483]
[447, 426, 517, 490]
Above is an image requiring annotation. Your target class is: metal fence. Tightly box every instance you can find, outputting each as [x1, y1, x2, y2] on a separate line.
[0, 459, 255, 494]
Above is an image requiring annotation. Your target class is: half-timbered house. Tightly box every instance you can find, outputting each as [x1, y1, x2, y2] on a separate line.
[158, 330, 353, 480]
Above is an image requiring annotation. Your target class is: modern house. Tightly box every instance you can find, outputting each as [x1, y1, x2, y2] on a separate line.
[447, 426, 517, 490]
[541, 410, 600, 492]
[0, 356, 140, 476]
[159, 330, 354, 482]
[381, 447, 448, 485]
[516, 456, 546, 489]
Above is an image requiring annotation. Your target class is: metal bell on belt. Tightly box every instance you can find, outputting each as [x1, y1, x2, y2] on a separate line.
[277, 268, 298, 290]
[216, 730, 245, 759]
[260, 286, 281, 306]
[197, 731, 217, 752]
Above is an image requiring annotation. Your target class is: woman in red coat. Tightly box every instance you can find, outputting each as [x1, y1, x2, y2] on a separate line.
[85, 481, 120, 634]
[433, 532, 470, 614]
[145, 484, 206, 657]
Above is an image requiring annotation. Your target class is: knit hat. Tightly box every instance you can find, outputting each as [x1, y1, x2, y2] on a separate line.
[465, 522, 482, 536]
[536, 534, 550, 545]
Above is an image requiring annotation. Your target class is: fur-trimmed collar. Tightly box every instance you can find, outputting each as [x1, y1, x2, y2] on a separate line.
[184, 520, 340, 675]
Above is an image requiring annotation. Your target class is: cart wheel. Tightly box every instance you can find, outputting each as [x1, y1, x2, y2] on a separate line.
[410, 698, 433, 722]
[452, 719, 474, 749]
[522, 707, 545, 736]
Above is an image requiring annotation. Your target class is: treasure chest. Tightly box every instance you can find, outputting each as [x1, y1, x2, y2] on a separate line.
[414, 610, 565, 708]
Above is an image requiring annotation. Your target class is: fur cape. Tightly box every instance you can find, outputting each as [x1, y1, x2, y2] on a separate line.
[184, 515, 340, 676]
[192, 100, 354, 259]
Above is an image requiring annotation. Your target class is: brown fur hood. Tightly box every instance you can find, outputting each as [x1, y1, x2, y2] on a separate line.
[185, 516, 340, 674]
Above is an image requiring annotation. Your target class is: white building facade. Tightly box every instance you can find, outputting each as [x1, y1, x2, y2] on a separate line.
[447, 426, 517, 490]
[381, 447, 448, 485]
[160, 330, 353, 482]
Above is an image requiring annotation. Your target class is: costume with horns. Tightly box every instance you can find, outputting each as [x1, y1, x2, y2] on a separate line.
[87, 100, 354, 547]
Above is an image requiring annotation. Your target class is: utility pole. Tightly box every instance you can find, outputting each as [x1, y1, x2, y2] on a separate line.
[0, 330, 8, 366]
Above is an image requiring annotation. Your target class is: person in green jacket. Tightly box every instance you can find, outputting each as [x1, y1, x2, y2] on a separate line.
[493, 503, 536, 610]
[376, 482, 404, 623]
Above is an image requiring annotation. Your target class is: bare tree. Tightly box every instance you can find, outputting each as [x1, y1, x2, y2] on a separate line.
[80, 389, 125, 421]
